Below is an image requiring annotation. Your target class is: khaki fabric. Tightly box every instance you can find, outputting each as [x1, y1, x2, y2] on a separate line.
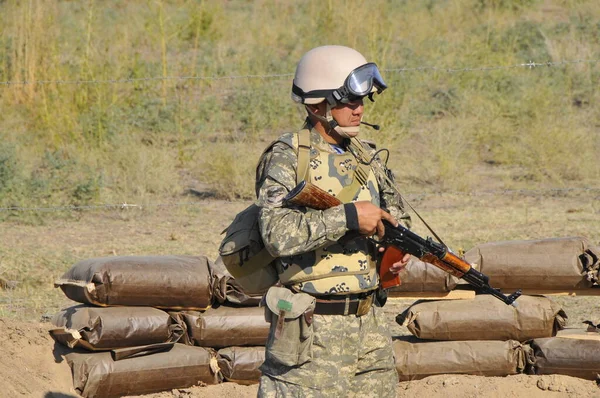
[526, 336, 600, 380]
[393, 337, 525, 381]
[54, 255, 214, 310]
[65, 344, 220, 398]
[182, 305, 270, 348]
[218, 346, 265, 385]
[387, 256, 458, 292]
[397, 295, 566, 342]
[464, 237, 600, 289]
[50, 305, 184, 350]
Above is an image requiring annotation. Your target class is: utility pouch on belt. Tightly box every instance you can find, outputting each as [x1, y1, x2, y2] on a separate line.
[263, 286, 316, 367]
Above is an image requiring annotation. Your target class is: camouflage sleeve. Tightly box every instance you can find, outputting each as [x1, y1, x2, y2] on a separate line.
[255, 142, 349, 257]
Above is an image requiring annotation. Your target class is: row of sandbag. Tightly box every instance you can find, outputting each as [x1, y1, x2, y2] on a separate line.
[50, 304, 269, 350]
[53, 255, 261, 309]
[51, 295, 567, 352]
[52, 236, 600, 308]
[395, 333, 600, 381]
[390, 236, 600, 293]
[59, 327, 600, 397]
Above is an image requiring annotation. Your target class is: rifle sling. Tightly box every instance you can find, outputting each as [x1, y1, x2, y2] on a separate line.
[349, 137, 447, 247]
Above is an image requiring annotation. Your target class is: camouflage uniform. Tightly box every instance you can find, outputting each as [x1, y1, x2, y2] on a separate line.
[256, 120, 405, 397]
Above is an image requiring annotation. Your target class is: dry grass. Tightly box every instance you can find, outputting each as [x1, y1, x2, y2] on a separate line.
[0, 0, 599, 208]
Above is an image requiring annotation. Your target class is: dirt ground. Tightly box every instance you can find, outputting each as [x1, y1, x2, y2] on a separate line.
[1, 192, 599, 397]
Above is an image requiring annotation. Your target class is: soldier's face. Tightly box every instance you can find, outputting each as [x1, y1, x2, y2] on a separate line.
[331, 99, 364, 128]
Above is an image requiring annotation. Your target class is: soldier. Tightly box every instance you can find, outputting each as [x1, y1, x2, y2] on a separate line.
[256, 45, 411, 397]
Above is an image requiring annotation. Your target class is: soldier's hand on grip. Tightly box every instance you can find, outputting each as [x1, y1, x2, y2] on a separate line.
[354, 201, 398, 239]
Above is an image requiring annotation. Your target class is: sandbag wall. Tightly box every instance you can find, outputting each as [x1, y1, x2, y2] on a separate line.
[50, 235, 600, 396]
[389, 236, 600, 380]
[394, 293, 600, 381]
[51, 255, 267, 398]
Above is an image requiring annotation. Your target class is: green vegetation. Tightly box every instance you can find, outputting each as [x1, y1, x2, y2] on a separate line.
[0, 0, 599, 211]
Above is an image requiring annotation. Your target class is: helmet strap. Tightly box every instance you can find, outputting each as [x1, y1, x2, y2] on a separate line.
[325, 103, 359, 139]
[304, 104, 360, 140]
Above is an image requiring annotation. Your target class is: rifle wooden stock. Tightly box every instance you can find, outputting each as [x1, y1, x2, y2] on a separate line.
[284, 181, 343, 210]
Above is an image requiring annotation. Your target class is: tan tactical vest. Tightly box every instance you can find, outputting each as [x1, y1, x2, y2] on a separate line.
[275, 129, 380, 295]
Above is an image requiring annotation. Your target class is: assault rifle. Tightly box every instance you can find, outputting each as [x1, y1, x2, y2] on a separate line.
[284, 181, 522, 306]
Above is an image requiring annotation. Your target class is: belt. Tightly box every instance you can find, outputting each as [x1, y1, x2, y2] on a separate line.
[313, 290, 375, 317]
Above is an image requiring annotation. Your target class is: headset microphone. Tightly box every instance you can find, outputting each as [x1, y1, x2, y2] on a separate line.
[360, 121, 380, 130]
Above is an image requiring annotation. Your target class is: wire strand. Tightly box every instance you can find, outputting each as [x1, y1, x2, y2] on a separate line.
[1, 58, 598, 86]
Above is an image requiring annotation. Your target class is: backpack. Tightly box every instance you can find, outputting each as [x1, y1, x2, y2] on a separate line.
[218, 129, 311, 294]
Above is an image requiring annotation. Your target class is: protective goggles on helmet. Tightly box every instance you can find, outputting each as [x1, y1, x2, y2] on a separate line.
[329, 63, 387, 105]
[291, 62, 387, 105]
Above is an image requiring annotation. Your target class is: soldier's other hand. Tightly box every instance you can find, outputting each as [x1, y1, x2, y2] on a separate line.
[353, 201, 398, 239]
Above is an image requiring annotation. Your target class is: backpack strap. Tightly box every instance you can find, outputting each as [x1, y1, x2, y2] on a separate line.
[296, 128, 311, 185]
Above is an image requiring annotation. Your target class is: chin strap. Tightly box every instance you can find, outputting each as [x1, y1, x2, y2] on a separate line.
[305, 104, 360, 139]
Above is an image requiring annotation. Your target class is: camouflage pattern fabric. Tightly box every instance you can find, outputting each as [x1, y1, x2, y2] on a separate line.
[273, 128, 380, 293]
[256, 122, 404, 295]
[255, 122, 406, 259]
[256, 120, 403, 396]
[258, 305, 398, 398]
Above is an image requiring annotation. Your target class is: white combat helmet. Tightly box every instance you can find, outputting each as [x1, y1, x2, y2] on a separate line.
[291, 45, 387, 137]
[291, 45, 387, 105]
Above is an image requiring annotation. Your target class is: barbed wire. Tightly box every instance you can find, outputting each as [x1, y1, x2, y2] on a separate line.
[0, 73, 294, 87]
[1, 58, 598, 87]
[1, 186, 598, 213]
[384, 58, 600, 73]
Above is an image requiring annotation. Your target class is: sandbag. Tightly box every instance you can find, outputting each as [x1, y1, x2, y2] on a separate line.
[211, 272, 262, 307]
[526, 336, 600, 380]
[65, 344, 220, 398]
[217, 346, 265, 385]
[54, 255, 214, 309]
[182, 305, 269, 348]
[464, 237, 600, 289]
[393, 337, 525, 381]
[397, 294, 567, 342]
[387, 257, 458, 292]
[49, 305, 184, 350]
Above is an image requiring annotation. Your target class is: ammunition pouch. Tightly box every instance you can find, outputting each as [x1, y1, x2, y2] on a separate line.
[263, 286, 316, 367]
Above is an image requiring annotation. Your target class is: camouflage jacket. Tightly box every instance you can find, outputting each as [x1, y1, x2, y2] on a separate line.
[255, 120, 407, 260]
